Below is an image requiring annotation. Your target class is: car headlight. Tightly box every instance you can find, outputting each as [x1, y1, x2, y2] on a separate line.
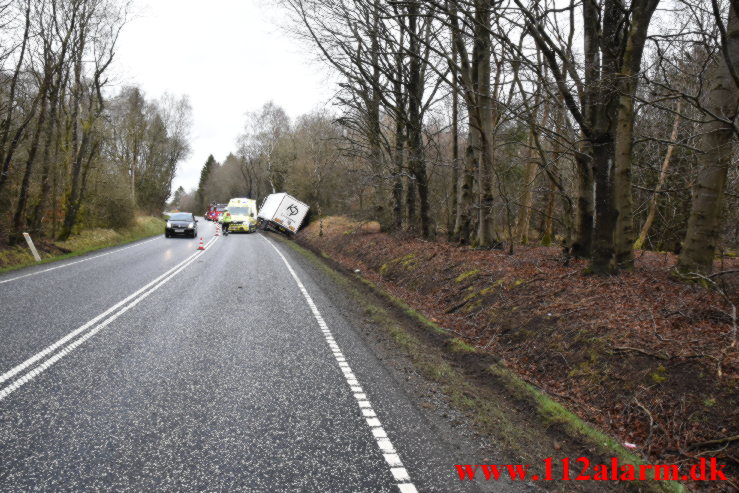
[188, 222, 194, 228]
[166, 221, 171, 228]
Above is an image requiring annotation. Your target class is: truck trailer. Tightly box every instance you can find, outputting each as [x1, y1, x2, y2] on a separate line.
[257, 193, 309, 235]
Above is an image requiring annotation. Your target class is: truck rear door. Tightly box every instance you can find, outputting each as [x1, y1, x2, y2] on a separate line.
[273, 197, 308, 233]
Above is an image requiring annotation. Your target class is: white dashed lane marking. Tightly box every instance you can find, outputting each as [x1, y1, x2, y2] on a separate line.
[261, 235, 419, 493]
[0, 236, 219, 402]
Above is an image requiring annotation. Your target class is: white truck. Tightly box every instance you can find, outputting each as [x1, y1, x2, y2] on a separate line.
[257, 193, 310, 235]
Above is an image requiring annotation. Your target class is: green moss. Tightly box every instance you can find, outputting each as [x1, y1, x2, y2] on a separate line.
[703, 397, 716, 407]
[379, 253, 417, 275]
[455, 269, 480, 283]
[449, 337, 477, 353]
[400, 253, 417, 269]
[462, 299, 482, 313]
[463, 286, 478, 301]
[651, 365, 668, 384]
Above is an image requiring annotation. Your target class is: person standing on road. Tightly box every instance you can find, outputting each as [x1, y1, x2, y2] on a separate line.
[221, 210, 233, 235]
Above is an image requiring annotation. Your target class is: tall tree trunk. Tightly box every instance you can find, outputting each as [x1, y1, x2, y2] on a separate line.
[678, 6, 738, 275]
[29, 75, 63, 235]
[449, 42, 459, 238]
[542, 179, 556, 245]
[572, 148, 594, 257]
[569, 0, 600, 259]
[476, 0, 495, 247]
[415, 156, 431, 238]
[58, 30, 87, 242]
[517, 93, 549, 244]
[368, 0, 385, 219]
[406, 0, 430, 238]
[613, 92, 637, 269]
[517, 132, 537, 244]
[447, 0, 477, 244]
[0, 0, 31, 193]
[12, 78, 50, 241]
[634, 99, 682, 250]
[454, 126, 478, 244]
[448, 0, 481, 245]
[393, 19, 406, 231]
[612, 0, 661, 270]
[588, 0, 626, 274]
[590, 135, 617, 274]
[405, 171, 416, 229]
[393, 119, 404, 230]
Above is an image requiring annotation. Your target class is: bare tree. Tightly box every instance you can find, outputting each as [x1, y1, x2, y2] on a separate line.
[678, 3, 738, 274]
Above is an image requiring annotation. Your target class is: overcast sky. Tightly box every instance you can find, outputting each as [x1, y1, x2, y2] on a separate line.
[113, 0, 333, 194]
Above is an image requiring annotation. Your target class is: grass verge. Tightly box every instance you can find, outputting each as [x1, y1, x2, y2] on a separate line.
[278, 234, 686, 493]
[0, 216, 165, 274]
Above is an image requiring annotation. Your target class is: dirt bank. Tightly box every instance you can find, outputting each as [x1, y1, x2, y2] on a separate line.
[298, 216, 738, 491]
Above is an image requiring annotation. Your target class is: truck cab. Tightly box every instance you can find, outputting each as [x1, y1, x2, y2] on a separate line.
[224, 198, 258, 233]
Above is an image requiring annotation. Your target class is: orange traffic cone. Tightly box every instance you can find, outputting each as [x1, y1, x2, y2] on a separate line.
[197, 237, 205, 250]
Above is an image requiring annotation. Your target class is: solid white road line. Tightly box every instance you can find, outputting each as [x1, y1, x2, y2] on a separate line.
[0, 236, 162, 285]
[0, 236, 218, 402]
[260, 235, 418, 493]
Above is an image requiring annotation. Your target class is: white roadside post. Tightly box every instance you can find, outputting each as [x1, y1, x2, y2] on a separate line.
[22, 232, 42, 262]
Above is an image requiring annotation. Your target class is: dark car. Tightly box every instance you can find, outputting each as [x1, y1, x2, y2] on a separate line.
[165, 212, 198, 238]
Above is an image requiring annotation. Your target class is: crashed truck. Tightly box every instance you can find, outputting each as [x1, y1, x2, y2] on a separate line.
[257, 193, 309, 236]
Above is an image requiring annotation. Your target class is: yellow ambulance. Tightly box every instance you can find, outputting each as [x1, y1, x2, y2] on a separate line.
[225, 197, 258, 233]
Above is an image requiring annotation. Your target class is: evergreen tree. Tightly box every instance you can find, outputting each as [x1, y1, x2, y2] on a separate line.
[171, 186, 185, 210]
[196, 155, 217, 212]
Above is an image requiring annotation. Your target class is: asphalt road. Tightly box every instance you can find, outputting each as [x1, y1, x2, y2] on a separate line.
[0, 220, 526, 492]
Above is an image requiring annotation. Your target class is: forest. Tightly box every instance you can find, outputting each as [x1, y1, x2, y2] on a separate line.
[0, 0, 191, 244]
[185, 0, 737, 277]
[2, 0, 735, 278]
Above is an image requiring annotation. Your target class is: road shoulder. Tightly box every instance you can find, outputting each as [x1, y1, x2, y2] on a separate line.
[0, 216, 165, 274]
[272, 233, 683, 493]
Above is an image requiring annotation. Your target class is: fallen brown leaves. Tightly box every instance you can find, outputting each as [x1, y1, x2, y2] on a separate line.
[300, 217, 739, 491]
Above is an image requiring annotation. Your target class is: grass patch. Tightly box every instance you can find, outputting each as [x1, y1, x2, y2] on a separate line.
[449, 337, 477, 353]
[356, 277, 447, 335]
[0, 216, 165, 274]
